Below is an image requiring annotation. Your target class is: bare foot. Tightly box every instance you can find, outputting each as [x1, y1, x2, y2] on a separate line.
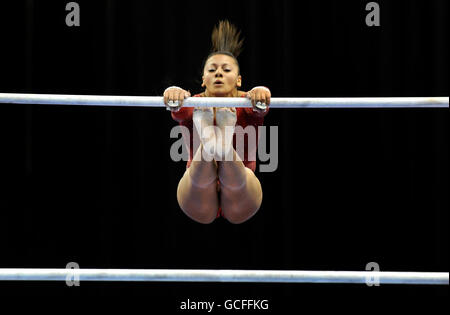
[215, 107, 237, 161]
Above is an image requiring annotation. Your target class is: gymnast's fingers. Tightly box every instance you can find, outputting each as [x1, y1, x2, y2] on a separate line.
[163, 90, 169, 105]
[257, 91, 266, 105]
[178, 90, 191, 107]
[265, 91, 271, 106]
[169, 90, 182, 111]
[249, 90, 257, 107]
[165, 89, 179, 111]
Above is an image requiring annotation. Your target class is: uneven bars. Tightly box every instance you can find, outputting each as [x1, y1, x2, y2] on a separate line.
[0, 93, 448, 108]
[0, 269, 448, 285]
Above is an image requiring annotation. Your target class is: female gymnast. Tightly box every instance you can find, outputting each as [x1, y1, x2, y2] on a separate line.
[163, 20, 271, 224]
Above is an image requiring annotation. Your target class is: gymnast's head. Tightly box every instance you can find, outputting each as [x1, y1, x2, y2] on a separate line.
[201, 20, 244, 97]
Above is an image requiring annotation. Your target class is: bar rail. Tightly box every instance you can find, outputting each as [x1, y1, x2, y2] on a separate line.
[0, 269, 448, 285]
[0, 93, 448, 108]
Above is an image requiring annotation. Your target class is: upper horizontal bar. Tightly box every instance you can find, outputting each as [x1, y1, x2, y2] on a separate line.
[0, 93, 448, 108]
[0, 269, 448, 285]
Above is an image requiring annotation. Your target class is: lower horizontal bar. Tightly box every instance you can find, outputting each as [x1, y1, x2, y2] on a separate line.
[0, 269, 447, 285]
[0, 93, 448, 108]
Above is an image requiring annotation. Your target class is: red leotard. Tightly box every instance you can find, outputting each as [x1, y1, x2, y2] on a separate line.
[171, 91, 269, 218]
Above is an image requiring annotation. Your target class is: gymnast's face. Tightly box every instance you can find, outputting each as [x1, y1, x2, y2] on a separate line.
[202, 54, 242, 97]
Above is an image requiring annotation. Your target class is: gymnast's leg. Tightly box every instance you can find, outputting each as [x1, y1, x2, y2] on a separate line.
[176, 143, 219, 224]
[177, 107, 220, 224]
[217, 149, 263, 224]
[214, 106, 263, 224]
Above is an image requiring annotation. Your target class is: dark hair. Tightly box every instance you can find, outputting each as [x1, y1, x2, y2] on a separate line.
[200, 20, 245, 77]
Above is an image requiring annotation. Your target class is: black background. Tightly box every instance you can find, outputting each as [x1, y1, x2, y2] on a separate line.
[0, 0, 448, 312]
